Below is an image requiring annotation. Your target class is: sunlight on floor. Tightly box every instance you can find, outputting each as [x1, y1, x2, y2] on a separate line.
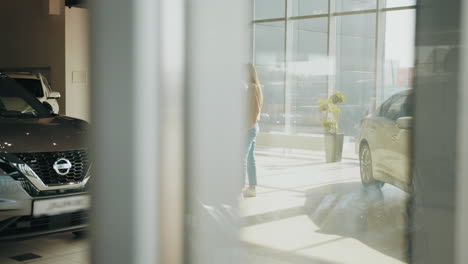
[241, 148, 409, 264]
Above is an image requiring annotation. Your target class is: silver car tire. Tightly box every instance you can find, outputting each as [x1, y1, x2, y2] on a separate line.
[359, 143, 384, 189]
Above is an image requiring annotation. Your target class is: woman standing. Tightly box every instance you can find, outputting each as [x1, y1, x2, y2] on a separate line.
[243, 64, 263, 197]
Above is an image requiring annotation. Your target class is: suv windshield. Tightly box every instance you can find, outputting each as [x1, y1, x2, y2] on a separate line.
[0, 76, 50, 118]
[13, 78, 44, 97]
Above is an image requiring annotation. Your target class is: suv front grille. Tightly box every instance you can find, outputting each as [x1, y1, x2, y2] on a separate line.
[14, 150, 90, 185]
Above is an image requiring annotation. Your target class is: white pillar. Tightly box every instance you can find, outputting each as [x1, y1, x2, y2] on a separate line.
[90, 0, 160, 263]
[185, 0, 247, 263]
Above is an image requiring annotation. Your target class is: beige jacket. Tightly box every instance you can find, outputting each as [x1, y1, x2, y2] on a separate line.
[247, 83, 263, 130]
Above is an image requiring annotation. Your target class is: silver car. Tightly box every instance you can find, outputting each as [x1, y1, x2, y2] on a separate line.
[357, 90, 413, 192]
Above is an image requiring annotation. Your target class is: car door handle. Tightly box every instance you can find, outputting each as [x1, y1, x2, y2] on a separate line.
[369, 126, 377, 132]
[392, 135, 397, 141]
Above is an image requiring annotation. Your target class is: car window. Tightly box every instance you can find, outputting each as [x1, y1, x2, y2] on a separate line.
[0, 77, 50, 118]
[1, 97, 34, 112]
[13, 78, 44, 97]
[379, 95, 394, 118]
[383, 94, 407, 121]
[400, 94, 413, 118]
[41, 75, 53, 93]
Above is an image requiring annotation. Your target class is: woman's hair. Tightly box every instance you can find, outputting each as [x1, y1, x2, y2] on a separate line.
[246, 64, 264, 128]
[248, 64, 261, 88]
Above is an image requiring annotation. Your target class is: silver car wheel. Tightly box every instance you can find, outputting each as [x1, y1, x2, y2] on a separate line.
[359, 143, 384, 189]
[360, 145, 373, 183]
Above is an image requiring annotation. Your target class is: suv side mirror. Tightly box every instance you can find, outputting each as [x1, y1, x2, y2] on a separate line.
[48, 91, 61, 99]
[397, 116, 413, 129]
[42, 101, 54, 114]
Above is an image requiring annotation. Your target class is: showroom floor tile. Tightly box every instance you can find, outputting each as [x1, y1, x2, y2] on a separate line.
[0, 233, 89, 264]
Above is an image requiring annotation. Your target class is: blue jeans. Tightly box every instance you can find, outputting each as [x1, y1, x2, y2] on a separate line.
[245, 124, 259, 186]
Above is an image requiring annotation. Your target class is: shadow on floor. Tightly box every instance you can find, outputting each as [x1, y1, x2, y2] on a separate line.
[304, 181, 410, 262]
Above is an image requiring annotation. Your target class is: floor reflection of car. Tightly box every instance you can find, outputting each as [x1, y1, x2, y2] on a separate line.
[357, 90, 413, 192]
[0, 73, 90, 240]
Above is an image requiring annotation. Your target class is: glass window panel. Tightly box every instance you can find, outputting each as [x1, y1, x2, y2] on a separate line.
[254, 0, 285, 20]
[382, 9, 416, 100]
[386, 0, 416, 8]
[254, 21, 286, 133]
[254, 22, 285, 65]
[291, 18, 328, 61]
[288, 18, 328, 134]
[256, 65, 286, 133]
[291, 0, 328, 16]
[335, 0, 376, 12]
[335, 13, 376, 138]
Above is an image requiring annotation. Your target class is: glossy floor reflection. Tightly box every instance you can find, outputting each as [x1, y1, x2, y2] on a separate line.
[241, 147, 409, 264]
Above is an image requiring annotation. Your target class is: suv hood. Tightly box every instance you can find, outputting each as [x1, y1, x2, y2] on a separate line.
[0, 115, 88, 153]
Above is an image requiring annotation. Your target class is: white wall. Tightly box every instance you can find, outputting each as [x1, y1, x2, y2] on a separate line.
[65, 7, 90, 121]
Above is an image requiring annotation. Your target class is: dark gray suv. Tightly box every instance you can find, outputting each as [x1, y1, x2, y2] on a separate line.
[0, 73, 90, 239]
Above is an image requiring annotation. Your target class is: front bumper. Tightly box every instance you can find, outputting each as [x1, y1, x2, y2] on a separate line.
[0, 176, 89, 240]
